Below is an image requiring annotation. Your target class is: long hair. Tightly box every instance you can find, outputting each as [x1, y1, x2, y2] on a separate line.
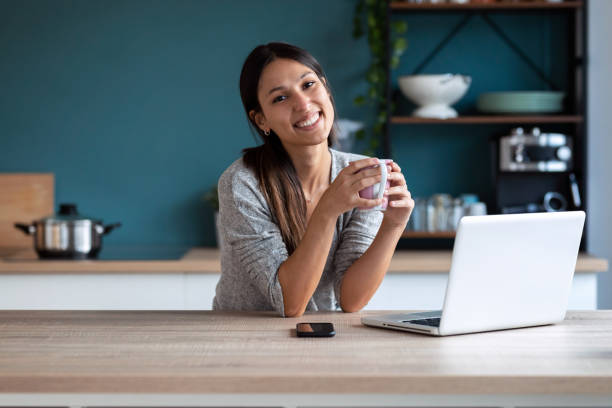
[239, 42, 338, 255]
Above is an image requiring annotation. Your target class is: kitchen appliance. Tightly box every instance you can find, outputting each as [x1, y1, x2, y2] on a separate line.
[569, 173, 582, 208]
[499, 127, 573, 172]
[14, 203, 121, 259]
[398, 74, 471, 119]
[501, 191, 568, 214]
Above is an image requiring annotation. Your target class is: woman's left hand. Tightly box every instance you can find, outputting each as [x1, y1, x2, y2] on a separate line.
[382, 161, 414, 230]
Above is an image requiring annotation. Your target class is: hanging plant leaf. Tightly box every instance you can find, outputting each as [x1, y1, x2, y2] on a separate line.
[390, 56, 400, 70]
[392, 20, 408, 35]
[353, 95, 367, 106]
[368, 86, 378, 99]
[393, 37, 407, 56]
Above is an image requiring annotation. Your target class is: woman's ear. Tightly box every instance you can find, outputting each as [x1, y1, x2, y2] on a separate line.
[249, 110, 267, 133]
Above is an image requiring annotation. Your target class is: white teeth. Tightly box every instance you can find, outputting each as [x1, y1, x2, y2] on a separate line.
[295, 112, 320, 128]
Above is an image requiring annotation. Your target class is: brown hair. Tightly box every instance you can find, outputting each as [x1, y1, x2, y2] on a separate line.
[239, 42, 338, 254]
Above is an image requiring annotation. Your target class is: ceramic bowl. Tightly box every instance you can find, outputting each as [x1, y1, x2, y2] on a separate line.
[398, 74, 472, 119]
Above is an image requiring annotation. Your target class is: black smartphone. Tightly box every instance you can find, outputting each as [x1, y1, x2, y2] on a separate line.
[296, 322, 335, 337]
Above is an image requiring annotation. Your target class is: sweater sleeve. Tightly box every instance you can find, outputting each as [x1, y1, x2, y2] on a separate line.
[218, 164, 288, 317]
[332, 208, 383, 309]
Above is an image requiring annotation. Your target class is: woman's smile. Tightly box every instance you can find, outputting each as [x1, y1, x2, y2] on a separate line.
[294, 111, 321, 130]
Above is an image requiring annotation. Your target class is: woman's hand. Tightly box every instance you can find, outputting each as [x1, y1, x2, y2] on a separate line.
[382, 161, 414, 230]
[318, 158, 385, 218]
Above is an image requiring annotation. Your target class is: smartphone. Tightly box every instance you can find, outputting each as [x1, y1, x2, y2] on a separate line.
[296, 322, 335, 337]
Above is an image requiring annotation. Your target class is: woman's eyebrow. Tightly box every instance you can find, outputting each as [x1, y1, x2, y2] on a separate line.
[267, 71, 315, 95]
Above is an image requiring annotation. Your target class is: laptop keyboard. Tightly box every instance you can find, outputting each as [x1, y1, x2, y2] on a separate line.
[403, 317, 441, 327]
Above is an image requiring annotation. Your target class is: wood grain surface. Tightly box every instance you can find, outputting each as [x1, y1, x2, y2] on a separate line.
[0, 247, 607, 274]
[0, 173, 54, 247]
[0, 310, 611, 394]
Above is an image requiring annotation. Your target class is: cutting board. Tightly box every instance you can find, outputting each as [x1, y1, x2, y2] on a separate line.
[0, 173, 54, 248]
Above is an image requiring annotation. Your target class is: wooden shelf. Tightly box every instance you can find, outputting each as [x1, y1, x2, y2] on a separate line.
[401, 231, 456, 239]
[391, 115, 584, 124]
[390, 1, 583, 11]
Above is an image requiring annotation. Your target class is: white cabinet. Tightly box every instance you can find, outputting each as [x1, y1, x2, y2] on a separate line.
[0, 272, 598, 310]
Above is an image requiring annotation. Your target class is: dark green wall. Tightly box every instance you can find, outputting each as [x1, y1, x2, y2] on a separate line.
[0, 1, 569, 246]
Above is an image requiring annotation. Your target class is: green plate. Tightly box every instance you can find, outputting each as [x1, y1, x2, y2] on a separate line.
[477, 91, 565, 113]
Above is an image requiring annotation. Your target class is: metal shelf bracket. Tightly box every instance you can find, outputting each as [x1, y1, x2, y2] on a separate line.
[410, 12, 560, 91]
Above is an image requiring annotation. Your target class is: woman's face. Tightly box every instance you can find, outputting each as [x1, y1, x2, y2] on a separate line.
[252, 58, 334, 149]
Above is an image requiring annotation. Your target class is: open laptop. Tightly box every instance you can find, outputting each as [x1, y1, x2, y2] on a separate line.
[362, 211, 586, 336]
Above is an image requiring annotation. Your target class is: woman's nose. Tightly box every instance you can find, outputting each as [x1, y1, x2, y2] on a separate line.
[293, 91, 310, 111]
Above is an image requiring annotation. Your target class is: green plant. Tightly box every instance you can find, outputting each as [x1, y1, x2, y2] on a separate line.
[353, 0, 407, 156]
[203, 185, 219, 212]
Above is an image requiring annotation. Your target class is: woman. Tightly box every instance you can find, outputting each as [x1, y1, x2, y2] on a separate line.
[213, 42, 414, 317]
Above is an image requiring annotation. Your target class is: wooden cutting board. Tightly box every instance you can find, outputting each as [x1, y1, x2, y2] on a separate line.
[0, 174, 54, 248]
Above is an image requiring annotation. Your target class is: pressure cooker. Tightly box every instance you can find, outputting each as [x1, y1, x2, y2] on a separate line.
[14, 203, 121, 259]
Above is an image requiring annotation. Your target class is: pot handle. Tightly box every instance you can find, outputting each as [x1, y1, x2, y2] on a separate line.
[103, 222, 122, 235]
[14, 223, 35, 235]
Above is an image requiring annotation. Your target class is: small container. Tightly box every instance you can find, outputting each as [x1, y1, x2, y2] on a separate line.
[468, 201, 487, 217]
[426, 197, 436, 232]
[409, 198, 427, 231]
[447, 198, 465, 231]
[459, 194, 479, 206]
[428, 194, 452, 232]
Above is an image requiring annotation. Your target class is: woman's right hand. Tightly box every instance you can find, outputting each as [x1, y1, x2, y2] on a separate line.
[318, 157, 387, 218]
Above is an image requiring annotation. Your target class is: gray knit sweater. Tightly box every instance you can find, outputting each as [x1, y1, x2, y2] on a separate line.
[212, 148, 383, 317]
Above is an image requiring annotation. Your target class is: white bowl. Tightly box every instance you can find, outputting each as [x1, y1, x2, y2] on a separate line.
[398, 74, 471, 119]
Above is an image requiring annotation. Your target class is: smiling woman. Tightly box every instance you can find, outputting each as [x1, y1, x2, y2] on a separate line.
[252, 58, 335, 150]
[212, 43, 414, 318]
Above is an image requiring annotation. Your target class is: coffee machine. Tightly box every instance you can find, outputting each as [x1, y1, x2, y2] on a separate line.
[491, 127, 582, 215]
[499, 127, 573, 172]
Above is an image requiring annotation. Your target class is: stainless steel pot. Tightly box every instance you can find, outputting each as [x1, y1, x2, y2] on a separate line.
[15, 203, 121, 259]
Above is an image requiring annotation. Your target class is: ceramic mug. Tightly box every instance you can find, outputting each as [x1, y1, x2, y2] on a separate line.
[358, 159, 391, 211]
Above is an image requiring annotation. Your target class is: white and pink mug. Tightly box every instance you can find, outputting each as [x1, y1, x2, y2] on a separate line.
[358, 159, 391, 211]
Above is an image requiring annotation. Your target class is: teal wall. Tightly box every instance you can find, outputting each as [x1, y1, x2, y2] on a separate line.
[0, 1, 569, 247]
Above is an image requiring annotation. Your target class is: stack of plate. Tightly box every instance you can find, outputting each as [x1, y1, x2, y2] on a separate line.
[477, 91, 565, 114]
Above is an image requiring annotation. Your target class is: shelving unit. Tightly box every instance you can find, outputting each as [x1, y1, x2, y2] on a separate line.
[391, 115, 583, 125]
[386, 1, 587, 243]
[390, 1, 584, 11]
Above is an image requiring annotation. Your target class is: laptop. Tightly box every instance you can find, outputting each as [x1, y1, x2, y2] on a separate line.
[362, 211, 586, 336]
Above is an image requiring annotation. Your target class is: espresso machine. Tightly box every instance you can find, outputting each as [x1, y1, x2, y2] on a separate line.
[491, 127, 583, 215]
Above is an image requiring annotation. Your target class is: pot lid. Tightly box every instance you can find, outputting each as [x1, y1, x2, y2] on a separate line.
[40, 203, 101, 223]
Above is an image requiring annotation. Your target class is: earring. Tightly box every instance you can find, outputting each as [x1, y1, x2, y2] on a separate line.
[264, 129, 270, 136]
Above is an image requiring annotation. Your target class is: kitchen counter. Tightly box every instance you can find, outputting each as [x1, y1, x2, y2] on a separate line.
[0, 247, 608, 311]
[0, 246, 608, 274]
[0, 310, 611, 407]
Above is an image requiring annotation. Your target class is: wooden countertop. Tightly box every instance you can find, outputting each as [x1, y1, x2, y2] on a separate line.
[0, 310, 611, 394]
[0, 246, 607, 274]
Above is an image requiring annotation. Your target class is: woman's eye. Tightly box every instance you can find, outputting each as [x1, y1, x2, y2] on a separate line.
[272, 95, 286, 103]
[304, 81, 315, 89]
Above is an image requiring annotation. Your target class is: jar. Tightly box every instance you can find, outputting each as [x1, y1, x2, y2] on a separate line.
[468, 201, 487, 217]
[428, 194, 452, 232]
[447, 198, 465, 231]
[409, 198, 427, 231]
